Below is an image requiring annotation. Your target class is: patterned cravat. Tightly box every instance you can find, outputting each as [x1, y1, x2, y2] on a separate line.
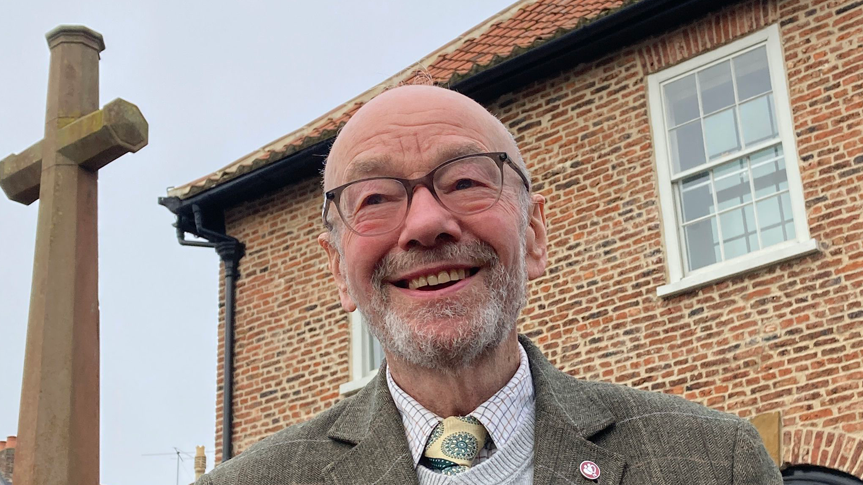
[421, 416, 489, 475]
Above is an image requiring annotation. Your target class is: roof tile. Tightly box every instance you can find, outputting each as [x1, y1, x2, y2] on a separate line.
[169, 0, 631, 199]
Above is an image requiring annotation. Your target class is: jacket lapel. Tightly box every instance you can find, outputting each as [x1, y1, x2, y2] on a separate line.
[322, 337, 628, 484]
[521, 336, 627, 485]
[323, 362, 419, 485]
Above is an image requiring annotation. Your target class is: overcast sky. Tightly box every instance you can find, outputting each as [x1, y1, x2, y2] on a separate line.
[0, 1, 516, 483]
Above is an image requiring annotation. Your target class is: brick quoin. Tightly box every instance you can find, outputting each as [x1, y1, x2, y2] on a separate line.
[210, 0, 863, 475]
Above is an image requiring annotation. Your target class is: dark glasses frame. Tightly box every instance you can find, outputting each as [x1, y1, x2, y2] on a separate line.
[322, 152, 530, 236]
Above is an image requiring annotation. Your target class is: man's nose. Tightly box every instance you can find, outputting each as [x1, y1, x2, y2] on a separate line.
[398, 186, 462, 248]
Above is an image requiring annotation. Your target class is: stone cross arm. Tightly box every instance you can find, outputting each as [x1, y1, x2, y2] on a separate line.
[0, 97, 148, 205]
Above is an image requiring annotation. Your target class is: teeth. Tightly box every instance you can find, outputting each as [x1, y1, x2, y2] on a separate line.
[408, 275, 428, 290]
[407, 268, 470, 290]
[438, 271, 450, 284]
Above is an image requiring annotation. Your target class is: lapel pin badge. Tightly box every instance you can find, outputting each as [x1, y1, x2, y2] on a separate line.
[580, 460, 601, 480]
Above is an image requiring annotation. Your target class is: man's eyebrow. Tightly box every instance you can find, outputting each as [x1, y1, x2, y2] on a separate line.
[343, 158, 394, 182]
[434, 143, 488, 161]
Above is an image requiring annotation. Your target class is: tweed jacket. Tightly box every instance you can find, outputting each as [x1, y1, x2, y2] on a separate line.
[197, 336, 782, 485]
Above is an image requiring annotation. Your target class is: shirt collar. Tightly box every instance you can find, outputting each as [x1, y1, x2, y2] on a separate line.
[385, 342, 535, 468]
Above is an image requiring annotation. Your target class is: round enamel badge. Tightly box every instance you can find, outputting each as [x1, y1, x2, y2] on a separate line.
[579, 460, 601, 480]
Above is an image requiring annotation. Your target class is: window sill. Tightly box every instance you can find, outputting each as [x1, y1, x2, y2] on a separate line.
[338, 370, 378, 396]
[657, 238, 819, 298]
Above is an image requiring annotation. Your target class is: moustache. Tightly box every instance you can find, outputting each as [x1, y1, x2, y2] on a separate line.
[371, 241, 500, 291]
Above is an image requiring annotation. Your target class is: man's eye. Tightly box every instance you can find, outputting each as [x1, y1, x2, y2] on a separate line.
[454, 179, 479, 190]
[361, 193, 385, 206]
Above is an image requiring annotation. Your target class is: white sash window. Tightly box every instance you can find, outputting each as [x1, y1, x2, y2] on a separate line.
[339, 310, 385, 395]
[648, 25, 817, 297]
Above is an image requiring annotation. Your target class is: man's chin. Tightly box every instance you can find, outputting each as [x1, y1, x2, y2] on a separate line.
[381, 314, 508, 371]
[397, 336, 489, 371]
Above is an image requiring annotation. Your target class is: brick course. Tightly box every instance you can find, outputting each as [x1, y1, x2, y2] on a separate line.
[214, 0, 863, 476]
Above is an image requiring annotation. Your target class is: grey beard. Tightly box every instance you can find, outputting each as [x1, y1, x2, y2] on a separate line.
[348, 241, 527, 372]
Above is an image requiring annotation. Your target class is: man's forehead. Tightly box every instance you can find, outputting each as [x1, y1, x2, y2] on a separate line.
[338, 142, 487, 182]
[324, 86, 507, 187]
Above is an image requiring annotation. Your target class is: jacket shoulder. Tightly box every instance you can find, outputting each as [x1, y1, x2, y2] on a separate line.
[577, 380, 781, 484]
[197, 396, 355, 485]
[582, 379, 739, 424]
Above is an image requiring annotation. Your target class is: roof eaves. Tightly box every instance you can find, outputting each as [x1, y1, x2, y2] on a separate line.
[173, 125, 344, 198]
[167, 0, 712, 206]
[165, 0, 567, 200]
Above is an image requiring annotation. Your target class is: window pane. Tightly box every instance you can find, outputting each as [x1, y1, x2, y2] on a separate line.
[720, 205, 759, 259]
[670, 120, 707, 173]
[751, 146, 788, 198]
[704, 108, 741, 159]
[699, 61, 736, 114]
[714, 159, 752, 211]
[685, 217, 720, 271]
[664, 74, 700, 127]
[680, 173, 714, 222]
[739, 94, 778, 146]
[757, 192, 796, 248]
[366, 329, 385, 373]
[734, 46, 772, 100]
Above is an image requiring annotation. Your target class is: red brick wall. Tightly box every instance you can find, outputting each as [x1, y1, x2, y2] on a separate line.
[217, 0, 863, 474]
[217, 178, 349, 457]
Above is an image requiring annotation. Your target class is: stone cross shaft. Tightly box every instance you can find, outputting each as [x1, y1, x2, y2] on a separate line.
[0, 26, 147, 485]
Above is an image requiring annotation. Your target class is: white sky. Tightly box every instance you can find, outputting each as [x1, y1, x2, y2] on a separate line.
[0, 1, 516, 483]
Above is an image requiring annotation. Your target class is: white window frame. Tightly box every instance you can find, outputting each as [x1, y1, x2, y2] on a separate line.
[338, 310, 383, 395]
[648, 24, 817, 298]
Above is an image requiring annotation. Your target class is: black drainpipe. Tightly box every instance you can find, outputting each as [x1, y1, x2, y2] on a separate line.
[176, 204, 245, 462]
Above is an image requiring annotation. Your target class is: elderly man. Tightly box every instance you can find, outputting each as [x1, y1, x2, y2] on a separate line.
[196, 86, 782, 484]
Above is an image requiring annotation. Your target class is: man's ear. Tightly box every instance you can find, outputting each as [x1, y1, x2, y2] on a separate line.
[525, 193, 548, 280]
[318, 232, 357, 313]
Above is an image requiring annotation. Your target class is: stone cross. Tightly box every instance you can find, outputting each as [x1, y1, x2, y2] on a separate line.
[0, 26, 147, 485]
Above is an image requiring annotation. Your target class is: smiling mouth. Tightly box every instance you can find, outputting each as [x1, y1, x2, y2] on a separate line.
[393, 267, 481, 291]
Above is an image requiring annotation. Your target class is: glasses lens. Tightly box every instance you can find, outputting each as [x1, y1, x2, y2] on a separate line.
[434, 155, 503, 214]
[338, 178, 408, 235]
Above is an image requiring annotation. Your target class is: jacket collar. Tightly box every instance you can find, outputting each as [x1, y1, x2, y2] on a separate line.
[520, 335, 616, 438]
[323, 359, 419, 485]
[521, 335, 627, 484]
[323, 335, 627, 484]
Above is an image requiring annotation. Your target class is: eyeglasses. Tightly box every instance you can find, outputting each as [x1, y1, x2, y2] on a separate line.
[322, 152, 530, 236]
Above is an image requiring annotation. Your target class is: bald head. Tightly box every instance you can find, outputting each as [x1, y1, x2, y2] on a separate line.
[316, 85, 549, 362]
[324, 85, 525, 191]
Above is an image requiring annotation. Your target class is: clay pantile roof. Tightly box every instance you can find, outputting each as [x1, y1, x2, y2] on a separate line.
[169, 0, 631, 200]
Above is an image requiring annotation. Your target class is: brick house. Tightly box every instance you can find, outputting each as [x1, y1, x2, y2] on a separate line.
[160, 0, 863, 480]
[0, 436, 15, 485]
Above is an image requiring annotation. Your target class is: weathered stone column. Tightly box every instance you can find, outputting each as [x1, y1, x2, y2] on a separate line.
[2, 25, 147, 485]
[2, 25, 147, 483]
[13, 26, 103, 485]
